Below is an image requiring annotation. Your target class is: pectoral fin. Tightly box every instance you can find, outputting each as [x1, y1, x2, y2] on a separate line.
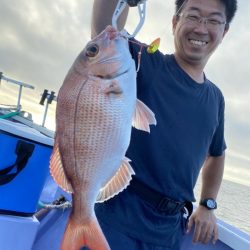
[132, 99, 157, 132]
[104, 81, 123, 95]
[96, 157, 135, 202]
[50, 136, 73, 193]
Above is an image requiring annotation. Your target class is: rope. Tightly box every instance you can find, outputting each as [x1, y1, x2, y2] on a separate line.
[0, 111, 20, 119]
[38, 196, 72, 210]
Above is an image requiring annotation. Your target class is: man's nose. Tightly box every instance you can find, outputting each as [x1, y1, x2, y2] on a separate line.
[193, 20, 209, 34]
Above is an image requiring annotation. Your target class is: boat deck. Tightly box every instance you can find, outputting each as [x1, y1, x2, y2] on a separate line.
[33, 177, 250, 250]
[0, 175, 249, 250]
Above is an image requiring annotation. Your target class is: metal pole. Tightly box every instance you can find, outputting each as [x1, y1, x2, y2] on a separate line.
[17, 85, 23, 111]
[42, 100, 49, 127]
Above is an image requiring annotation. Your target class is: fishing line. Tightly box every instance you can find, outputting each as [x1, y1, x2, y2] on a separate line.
[126, 37, 160, 72]
[127, 1, 187, 72]
[150, 0, 187, 53]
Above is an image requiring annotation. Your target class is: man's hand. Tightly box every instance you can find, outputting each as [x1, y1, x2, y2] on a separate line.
[187, 206, 218, 244]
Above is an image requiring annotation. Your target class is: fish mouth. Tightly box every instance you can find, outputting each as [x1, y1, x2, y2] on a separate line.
[95, 69, 129, 80]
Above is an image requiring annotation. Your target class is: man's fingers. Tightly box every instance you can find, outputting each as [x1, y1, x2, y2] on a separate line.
[203, 224, 218, 244]
[203, 225, 213, 244]
[187, 216, 194, 233]
[213, 225, 219, 244]
[193, 221, 202, 243]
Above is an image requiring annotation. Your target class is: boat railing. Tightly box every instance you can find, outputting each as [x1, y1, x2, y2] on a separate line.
[218, 219, 250, 250]
[0, 72, 35, 112]
[0, 72, 55, 138]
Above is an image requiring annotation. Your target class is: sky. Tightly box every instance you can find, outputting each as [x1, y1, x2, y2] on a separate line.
[0, 0, 250, 189]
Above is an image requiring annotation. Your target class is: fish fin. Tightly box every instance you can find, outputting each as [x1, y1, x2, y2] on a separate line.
[104, 81, 123, 95]
[132, 99, 157, 132]
[50, 137, 73, 193]
[61, 216, 110, 250]
[96, 157, 135, 202]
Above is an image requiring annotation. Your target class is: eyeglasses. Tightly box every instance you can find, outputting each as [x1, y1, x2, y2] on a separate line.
[178, 13, 227, 30]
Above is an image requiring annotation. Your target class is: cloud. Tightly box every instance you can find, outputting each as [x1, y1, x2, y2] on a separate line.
[0, 0, 91, 92]
[0, 0, 249, 187]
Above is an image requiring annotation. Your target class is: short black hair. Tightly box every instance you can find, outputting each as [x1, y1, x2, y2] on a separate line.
[175, 0, 238, 24]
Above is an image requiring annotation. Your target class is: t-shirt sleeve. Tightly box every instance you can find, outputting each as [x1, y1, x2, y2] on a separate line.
[208, 95, 227, 156]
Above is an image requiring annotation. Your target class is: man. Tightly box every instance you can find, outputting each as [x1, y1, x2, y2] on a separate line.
[91, 0, 237, 249]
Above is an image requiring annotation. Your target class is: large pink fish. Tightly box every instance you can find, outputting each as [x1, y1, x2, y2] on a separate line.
[50, 26, 156, 250]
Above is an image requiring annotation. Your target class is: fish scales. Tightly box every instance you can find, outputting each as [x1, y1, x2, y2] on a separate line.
[50, 26, 156, 250]
[58, 79, 126, 185]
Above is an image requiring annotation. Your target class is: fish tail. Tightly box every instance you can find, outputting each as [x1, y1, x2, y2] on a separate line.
[60, 216, 110, 250]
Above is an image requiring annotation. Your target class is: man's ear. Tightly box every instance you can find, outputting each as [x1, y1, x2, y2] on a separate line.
[222, 24, 229, 38]
[172, 15, 178, 34]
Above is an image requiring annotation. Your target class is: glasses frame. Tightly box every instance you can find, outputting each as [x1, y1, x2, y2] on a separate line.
[177, 13, 227, 30]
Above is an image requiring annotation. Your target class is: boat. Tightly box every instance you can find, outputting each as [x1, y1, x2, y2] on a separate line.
[0, 73, 249, 250]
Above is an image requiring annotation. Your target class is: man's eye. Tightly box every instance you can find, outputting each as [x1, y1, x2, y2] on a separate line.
[187, 15, 199, 22]
[208, 19, 221, 25]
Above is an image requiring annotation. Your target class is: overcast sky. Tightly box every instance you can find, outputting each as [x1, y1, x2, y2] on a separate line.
[0, 0, 249, 187]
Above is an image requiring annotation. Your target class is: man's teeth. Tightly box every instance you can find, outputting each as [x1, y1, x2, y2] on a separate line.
[189, 39, 207, 46]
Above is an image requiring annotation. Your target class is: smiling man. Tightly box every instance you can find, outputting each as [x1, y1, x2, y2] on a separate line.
[173, 0, 230, 82]
[91, 0, 238, 249]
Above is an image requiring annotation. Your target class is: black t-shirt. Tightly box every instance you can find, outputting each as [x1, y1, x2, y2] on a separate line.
[126, 40, 226, 202]
[95, 39, 226, 247]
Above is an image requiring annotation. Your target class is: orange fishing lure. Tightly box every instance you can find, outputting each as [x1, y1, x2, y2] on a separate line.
[147, 38, 161, 54]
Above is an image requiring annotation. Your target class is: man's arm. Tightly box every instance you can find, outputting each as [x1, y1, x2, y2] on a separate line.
[91, 0, 129, 38]
[187, 153, 225, 244]
[200, 154, 225, 200]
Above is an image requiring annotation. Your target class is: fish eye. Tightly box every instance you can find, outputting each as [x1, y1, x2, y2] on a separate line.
[85, 44, 99, 57]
